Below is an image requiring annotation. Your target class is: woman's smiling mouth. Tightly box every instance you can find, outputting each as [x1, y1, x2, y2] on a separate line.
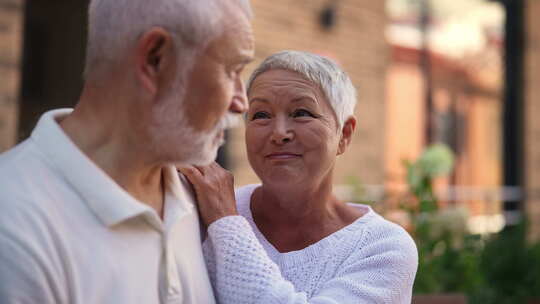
[265, 152, 302, 160]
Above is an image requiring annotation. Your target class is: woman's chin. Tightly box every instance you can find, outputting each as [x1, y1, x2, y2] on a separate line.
[260, 170, 304, 186]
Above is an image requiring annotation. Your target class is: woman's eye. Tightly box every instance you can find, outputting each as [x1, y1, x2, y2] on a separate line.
[292, 109, 316, 118]
[251, 111, 271, 120]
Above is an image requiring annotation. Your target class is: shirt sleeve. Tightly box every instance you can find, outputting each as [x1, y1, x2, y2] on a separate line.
[0, 227, 61, 303]
[206, 216, 418, 304]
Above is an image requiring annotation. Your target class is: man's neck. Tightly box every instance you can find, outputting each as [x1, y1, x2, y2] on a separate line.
[59, 91, 166, 217]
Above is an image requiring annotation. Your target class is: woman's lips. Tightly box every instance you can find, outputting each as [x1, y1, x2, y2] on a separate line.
[266, 152, 302, 160]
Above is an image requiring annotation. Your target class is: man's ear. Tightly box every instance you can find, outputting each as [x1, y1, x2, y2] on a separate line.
[337, 116, 356, 155]
[135, 27, 175, 98]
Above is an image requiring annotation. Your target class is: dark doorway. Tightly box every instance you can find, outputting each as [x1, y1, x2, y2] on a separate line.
[501, 0, 526, 223]
[18, 0, 89, 141]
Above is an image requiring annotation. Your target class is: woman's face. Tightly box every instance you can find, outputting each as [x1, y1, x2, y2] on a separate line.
[246, 69, 342, 188]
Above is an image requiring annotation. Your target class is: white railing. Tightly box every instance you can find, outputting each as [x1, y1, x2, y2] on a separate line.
[335, 184, 524, 203]
[335, 184, 526, 234]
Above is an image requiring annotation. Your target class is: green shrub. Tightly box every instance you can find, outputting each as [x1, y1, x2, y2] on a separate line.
[400, 144, 540, 302]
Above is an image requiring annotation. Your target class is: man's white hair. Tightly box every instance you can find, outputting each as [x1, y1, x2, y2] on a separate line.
[84, 0, 252, 80]
[247, 50, 357, 129]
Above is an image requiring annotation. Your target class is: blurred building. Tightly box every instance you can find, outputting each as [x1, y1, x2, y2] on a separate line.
[386, 42, 503, 213]
[385, 0, 505, 233]
[525, 0, 540, 240]
[385, 0, 540, 239]
[0, 0, 22, 152]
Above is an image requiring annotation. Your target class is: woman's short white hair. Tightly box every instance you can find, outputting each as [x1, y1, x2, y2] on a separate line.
[246, 50, 357, 129]
[84, 0, 252, 80]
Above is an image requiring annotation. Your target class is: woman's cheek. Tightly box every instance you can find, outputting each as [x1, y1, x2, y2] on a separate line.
[246, 127, 265, 156]
[300, 126, 333, 149]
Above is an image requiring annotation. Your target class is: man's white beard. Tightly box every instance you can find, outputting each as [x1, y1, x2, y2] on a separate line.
[151, 66, 240, 166]
[177, 111, 240, 166]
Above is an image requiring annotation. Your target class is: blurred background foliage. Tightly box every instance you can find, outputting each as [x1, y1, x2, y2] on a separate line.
[395, 144, 540, 303]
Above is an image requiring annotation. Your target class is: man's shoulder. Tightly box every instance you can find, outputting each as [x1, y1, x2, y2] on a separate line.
[0, 144, 72, 263]
[0, 146, 65, 304]
[0, 139, 63, 215]
[0, 139, 30, 166]
[0, 139, 48, 175]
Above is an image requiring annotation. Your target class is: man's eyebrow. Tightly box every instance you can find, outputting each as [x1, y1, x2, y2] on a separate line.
[291, 96, 317, 104]
[249, 97, 269, 104]
[239, 55, 254, 65]
[228, 57, 253, 69]
[232, 52, 254, 65]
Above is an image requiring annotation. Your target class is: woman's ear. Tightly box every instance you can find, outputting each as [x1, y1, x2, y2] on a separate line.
[337, 116, 356, 155]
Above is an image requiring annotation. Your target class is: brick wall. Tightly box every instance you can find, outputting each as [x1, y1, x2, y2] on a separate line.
[0, 0, 23, 152]
[525, 0, 540, 241]
[230, 0, 388, 187]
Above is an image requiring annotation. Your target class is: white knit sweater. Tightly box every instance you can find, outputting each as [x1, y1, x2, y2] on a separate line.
[202, 184, 418, 304]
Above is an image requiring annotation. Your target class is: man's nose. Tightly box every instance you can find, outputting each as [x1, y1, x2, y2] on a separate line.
[229, 78, 248, 114]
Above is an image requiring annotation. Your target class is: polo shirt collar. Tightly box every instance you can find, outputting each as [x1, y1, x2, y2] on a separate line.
[30, 109, 191, 228]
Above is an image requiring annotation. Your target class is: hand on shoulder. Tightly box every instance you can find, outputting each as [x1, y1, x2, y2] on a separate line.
[178, 162, 238, 226]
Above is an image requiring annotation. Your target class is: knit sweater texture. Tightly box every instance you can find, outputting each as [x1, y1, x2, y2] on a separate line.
[202, 184, 418, 304]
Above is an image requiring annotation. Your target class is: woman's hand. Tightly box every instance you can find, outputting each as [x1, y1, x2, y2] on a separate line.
[178, 162, 238, 226]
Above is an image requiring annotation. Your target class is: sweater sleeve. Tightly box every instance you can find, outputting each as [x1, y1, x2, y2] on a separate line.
[206, 216, 418, 304]
[313, 223, 418, 303]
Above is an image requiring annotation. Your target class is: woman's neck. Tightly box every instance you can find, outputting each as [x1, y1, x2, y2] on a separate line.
[256, 179, 337, 224]
[249, 176, 366, 253]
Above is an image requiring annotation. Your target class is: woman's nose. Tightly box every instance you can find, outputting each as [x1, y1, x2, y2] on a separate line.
[270, 118, 294, 144]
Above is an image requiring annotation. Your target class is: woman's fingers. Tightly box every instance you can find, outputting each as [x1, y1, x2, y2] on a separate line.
[192, 162, 231, 183]
[209, 161, 223, 170]
[178, 166, 198, 176]
[179, 163, 227, 190]
[177, 162, 237, 226]
[194, 162, 224, 175]
[178, 166, 203, 184]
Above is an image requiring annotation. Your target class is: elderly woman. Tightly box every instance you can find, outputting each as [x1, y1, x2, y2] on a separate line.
[180, 51, 418, 304]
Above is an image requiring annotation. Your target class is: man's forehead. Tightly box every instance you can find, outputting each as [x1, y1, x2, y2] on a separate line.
[235, 27, 255, 57]
[223, 10, 253, 42]
[211, 15, 254, 60]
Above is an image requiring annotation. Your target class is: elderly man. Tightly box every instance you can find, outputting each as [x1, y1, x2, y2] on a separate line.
[0, 0, 254, 303]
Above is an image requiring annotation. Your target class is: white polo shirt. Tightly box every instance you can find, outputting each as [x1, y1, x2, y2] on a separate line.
[0, 109, 215, 304]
